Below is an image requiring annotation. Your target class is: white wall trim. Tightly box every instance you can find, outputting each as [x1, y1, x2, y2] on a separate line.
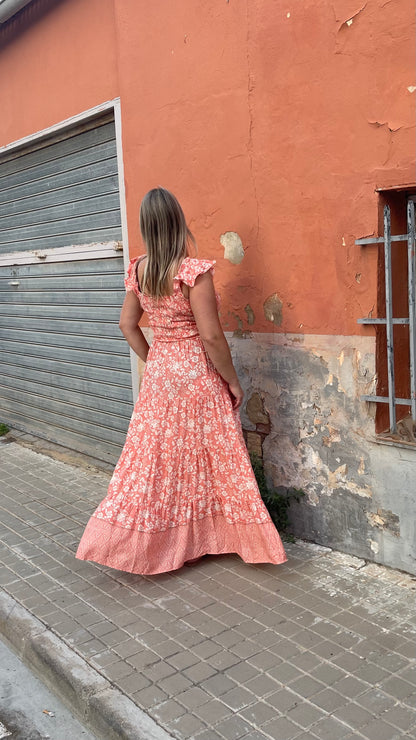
[0, 99, 119, 156]
[113, 98, 139, 401]
[0, 241, 123, 266]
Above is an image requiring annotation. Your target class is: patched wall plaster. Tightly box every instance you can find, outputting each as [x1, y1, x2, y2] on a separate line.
[220, 232, 245, 264]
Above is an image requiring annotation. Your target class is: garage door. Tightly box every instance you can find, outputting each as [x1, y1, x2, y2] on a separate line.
[0, 112, 134, 464]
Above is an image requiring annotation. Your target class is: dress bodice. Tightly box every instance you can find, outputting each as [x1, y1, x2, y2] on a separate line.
[124, 256, 217, 342]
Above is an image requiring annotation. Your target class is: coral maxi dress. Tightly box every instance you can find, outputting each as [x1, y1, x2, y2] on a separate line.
[76, 257, 287, 575]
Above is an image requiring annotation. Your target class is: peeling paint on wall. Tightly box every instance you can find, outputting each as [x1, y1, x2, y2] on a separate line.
[220, 232, 245, 264]
[246, 392, 269, 425]
[228, 332, 416, 575]
[367, 509, 400, 537]
[263, 293, 283, 326]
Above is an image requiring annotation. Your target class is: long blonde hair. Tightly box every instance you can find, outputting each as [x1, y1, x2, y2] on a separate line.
[139, 187, 196, 297]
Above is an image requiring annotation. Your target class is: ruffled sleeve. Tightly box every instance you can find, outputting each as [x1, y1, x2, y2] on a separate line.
[124, 256, 144, 296]
[175, 258, 216, 287]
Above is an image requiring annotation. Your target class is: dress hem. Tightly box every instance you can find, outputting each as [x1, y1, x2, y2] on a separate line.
[75, 514, 287, 576]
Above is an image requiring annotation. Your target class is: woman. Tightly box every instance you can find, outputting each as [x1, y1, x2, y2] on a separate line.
[76, 187, 287, 575]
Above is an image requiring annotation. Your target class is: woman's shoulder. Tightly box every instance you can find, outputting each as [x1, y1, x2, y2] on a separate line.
[124, 254, 146, 295]
[175, 257, 216, 287]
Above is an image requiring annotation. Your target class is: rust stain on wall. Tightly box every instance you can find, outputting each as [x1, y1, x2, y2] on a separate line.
[244, 304, 255, 325]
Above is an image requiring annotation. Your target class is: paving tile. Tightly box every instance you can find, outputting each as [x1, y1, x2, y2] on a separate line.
[379, 704, 416, 731]
[112, 637, 144, 659]
[133, 684, 168, 709]
[191, 639, 223, 660]
[166, 650, 200, 671]
[193, 729, 224, 740]
[158, 673, 193, 697]
[266, 687, 299, 712]
[152, 639, 182, 659]
[175, 629, 206, 649]
[225, 661, 259, 685]
[214, 629, 243, 649]
[207, 650, 240, 671]
[332, 674, 369, 699]
[248, 650, 282, 672]
[262, 715, 303, 739]
[396, 664, 416, 684]
[239, 700, 277, 726]
[366, 650, 409, 673]
[221, 686, 255, 711]
[243, 673, 281, 698]
[266, 662, 303, 684]
[311, 663, 346, 685]
[359, 718, 404, 740]
[310, 639, 345, 660]
[168, 711, 207, 737]
[332, 651, 367, 673]
[312, 715, 352, 739]
[183, 660, 217, 684]
[117, 671, 152, 694]
[90, 649, 121, 668]
[214, 715, 253, 739]
[150, 699, 186, 723]
[176, 686, 211, 710]
[231, 639, 262, 659]
[378, 676, 416, 700]
[79, 637, 108, 657]
[287, 701, 326, 728]
[194, 698, 232, 724]
[143, 660, 177, 683]
[288, 675, 326, 699]
[332, 701, 374, 729]
[126, 648, 160, 669]
[310, 688, 348, 712]
[288, 650, 322, 673]
[269, 639, 301, 661]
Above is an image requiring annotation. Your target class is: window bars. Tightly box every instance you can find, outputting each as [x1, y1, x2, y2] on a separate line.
[355, 200, 416, 433]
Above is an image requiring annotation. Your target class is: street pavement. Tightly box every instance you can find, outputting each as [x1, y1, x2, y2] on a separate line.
[0, 636, 97, 739]
[0, 433, 415, 740]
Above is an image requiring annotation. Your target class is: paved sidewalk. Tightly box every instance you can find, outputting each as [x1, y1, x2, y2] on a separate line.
[1, 437, 415, 740]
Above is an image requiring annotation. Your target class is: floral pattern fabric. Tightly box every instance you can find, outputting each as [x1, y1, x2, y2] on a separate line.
[76, 257, 287, 574]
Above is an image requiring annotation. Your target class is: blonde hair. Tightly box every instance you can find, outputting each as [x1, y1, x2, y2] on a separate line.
[139, 187, 196, 297]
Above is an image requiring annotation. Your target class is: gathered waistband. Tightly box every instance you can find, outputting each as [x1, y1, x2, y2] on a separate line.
[152, 332, 200, 343]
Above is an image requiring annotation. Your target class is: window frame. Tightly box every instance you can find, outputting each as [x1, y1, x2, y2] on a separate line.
[356, 198, 416, 438]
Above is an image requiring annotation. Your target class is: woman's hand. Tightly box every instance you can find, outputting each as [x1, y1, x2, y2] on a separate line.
[119, 292, 149, 362]
[228, 380, 244, 409]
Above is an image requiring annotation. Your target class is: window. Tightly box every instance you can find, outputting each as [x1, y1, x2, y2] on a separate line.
[356, 193, 416, 444]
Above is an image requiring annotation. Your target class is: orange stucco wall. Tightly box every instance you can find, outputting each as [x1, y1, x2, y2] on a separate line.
[0, 0, 414, 336]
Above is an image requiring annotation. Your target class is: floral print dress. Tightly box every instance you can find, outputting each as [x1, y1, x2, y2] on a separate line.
[76, 257, 287, 575]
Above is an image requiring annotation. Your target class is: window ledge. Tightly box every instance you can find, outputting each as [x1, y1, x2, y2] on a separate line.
[375, 434, 416, 450]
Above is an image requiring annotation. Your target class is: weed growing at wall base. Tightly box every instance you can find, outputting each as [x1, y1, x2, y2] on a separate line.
[0, 423, 9, 436]
[250, 453, 304, 538]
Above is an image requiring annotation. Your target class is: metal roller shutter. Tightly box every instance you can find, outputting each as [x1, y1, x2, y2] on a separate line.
[0, 113, 134, 464]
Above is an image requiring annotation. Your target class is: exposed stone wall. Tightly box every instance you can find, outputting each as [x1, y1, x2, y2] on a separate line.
[228, 332, 416, 575]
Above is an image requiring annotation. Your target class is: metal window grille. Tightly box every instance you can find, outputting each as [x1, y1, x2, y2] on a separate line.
[355, 200, 416, 433]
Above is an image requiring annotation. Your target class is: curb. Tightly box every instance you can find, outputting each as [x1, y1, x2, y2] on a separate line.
[0, 591, 173, 740]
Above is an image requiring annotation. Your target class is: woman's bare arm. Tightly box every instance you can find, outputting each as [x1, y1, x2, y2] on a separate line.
[119, 291, 150, 362]
[189, 271, 243, 408]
